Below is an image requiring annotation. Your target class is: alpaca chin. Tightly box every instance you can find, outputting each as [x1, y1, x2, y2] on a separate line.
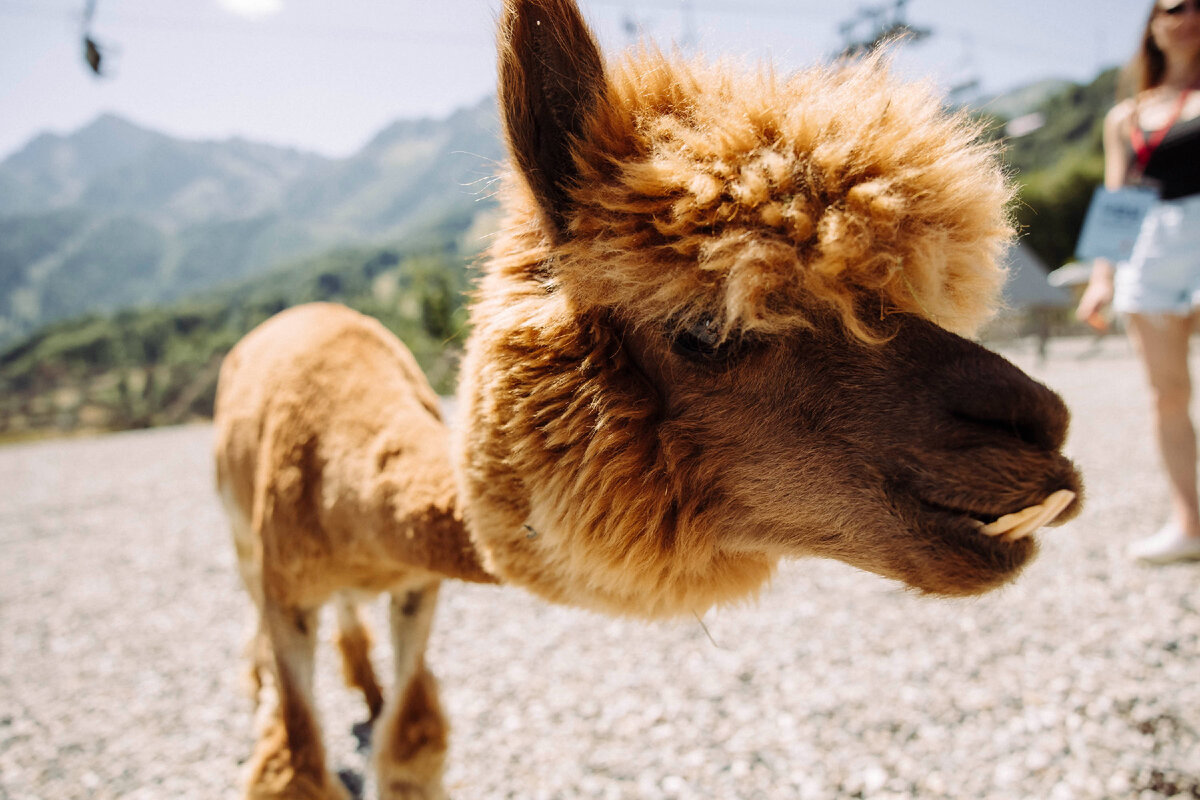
[466, 484, 777, 618]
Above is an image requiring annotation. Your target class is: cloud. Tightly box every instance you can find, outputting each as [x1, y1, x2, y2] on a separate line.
[216, 0, 284, 20]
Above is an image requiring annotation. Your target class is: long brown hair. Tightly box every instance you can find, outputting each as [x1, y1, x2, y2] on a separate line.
[1124, 2, 1168, 95]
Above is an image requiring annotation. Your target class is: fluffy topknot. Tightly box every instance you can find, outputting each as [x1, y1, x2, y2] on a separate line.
[496, 50, 1014, 342]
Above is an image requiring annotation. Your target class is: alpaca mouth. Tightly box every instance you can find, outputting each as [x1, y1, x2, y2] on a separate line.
[894, 487, 1079, 595]
[921, 488, 1078, 545]
[970, 489, 1077, 542]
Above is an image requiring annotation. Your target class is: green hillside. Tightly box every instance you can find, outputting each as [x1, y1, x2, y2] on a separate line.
[0, 229, 485, 439]
[1000, 68, 1119, 270]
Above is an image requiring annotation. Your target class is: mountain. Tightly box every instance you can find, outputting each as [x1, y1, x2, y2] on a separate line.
[0, 115, 171, 214]
[973, 79, 1075, 123]
[0, 99, 504, 346]
[281, 102, 502, 241]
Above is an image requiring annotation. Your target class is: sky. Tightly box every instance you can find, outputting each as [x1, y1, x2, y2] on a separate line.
[0, 0, 1152, 162]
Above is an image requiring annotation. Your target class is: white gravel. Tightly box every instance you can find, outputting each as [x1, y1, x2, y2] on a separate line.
[2, 334, 1199, 800]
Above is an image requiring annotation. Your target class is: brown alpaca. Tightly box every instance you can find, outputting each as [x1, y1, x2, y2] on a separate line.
[216, 304, 494, 799]
[214, 1, 1082, 797]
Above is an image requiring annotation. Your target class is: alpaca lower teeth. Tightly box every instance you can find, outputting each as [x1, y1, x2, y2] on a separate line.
[979, 490, 1076, 540]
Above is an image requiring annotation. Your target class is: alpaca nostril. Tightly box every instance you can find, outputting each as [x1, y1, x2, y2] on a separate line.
[889, 317, 1070, 453]
[949, 371, 1070, 452]
[953, 407, 1063, 451]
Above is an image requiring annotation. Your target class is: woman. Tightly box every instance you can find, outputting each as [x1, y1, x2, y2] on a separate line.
[1077, 0, 1200, 562]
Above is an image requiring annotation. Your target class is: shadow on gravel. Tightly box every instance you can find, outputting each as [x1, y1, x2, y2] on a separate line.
[337, 768, 364, 799]
[1135, 770, 1200, 798]
[336, 720, 373, 800]
[351, 719, 373, 753]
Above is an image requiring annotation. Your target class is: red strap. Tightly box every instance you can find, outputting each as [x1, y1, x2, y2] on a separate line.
[1131, 88, 1192, 169]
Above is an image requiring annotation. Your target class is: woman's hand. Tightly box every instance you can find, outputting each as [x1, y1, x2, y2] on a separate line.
[1076, 261, 1115, 332]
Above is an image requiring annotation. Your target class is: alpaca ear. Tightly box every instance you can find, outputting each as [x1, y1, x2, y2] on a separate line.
[498, 0, 608, 241]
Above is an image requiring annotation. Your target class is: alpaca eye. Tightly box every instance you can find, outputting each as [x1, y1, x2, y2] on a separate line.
[671, 317, 730, 362]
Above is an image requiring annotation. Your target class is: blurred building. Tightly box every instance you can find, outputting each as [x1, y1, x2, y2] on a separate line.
[983, 243, 1074, 358]
[1001, 243, 1072, 311]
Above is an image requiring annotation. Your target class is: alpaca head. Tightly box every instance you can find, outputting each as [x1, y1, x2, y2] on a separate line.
[455, 0, 1083, 617]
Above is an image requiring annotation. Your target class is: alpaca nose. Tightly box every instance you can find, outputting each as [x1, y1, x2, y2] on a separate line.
[884, 314, 1071, 454]
[945, 345, 1070, 452]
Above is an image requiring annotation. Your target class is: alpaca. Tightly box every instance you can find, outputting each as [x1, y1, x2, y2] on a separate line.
[216, 304, 494, 799]
[213, 1, 1083, 797]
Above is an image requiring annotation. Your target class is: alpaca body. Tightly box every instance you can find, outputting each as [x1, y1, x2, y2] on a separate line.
[216, 303, 490, 603]
[215, 303, 491, 799]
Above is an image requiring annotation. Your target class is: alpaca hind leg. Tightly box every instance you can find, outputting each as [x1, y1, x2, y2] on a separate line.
[374, 583, 448, 800]
[225, 494, 273, 711]
[333, 593, 384, 722]
[237, 566, 270, 711]
[242, 615, 271, 709]
[244, 601, 348, 800]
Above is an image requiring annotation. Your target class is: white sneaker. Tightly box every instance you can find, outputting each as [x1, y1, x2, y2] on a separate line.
[1129, 524, 1200, 565]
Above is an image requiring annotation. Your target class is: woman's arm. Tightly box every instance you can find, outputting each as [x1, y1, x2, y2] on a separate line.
[1076, 100, 1134, 331]
[1103, 100, 1134, 191]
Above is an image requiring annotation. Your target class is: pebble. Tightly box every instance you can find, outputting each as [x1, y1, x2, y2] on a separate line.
[2, 336, 1199, 799]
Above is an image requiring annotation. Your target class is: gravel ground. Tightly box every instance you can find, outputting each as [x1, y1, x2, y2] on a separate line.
[2, 333, 1199, 800]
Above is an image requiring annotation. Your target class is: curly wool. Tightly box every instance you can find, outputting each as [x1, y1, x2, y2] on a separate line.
[495, 50, 1014, 341]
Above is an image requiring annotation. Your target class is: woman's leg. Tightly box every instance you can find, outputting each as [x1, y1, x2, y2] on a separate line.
[1126, 312, 1200, 560]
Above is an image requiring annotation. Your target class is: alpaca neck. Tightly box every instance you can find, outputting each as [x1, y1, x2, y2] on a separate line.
[371, 445, 497, 585]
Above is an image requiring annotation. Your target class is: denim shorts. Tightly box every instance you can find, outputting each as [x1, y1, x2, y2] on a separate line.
[1113, 193, 1200, 316]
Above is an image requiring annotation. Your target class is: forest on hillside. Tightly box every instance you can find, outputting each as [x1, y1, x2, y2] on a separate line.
[1000, 69, 1117, 272]
[0, 243, 471, 437]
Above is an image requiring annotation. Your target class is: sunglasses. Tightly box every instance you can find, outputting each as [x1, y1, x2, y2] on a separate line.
[1160, 0, 1200, 15]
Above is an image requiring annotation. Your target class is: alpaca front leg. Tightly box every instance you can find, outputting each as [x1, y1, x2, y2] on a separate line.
[245, 602, 348, 800]
[374, 584, 448, 800]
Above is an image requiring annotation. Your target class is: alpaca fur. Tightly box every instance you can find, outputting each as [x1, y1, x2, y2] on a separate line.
[216, 304, 492, 597]
[215, 1, 1082, 797]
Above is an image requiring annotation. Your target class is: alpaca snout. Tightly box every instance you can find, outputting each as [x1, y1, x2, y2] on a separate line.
[941, 346, 1071, 454]
[882, 315, 1072, 454]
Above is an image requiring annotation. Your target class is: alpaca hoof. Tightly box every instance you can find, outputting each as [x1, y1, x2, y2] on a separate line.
[379, 779, 445, 800]
[244, 726, 350, 800]
[375, 760, 446, 800]
[245, 775, 349, 800]
[375, 752, 446, 800]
